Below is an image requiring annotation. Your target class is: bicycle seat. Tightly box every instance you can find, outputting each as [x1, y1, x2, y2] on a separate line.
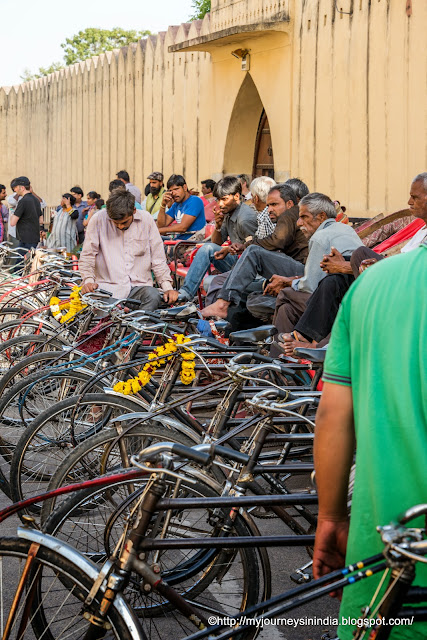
[159, 304, 198, 319]
[229, 325, 278, 345]
[293, 347, 327, 363]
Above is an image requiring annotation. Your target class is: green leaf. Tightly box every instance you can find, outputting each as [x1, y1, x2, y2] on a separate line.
[60, 27, 151, 66]
[190, 0, 211, 20]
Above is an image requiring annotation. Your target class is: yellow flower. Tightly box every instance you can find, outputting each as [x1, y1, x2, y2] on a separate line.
[181, 351, 195, 361]
[131, 379, 141, 394]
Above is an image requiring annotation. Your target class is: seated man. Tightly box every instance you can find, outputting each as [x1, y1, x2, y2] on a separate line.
[177, 176, 258, 302]
[157, 174, 206, 241]
[280, 172, 427, 355]
[79, 188, 179, 310]
[200, 178, 217, 222]
[204, 175, 277, 307]
[201, 183, 308, 318]
[268, 192, 362, 354]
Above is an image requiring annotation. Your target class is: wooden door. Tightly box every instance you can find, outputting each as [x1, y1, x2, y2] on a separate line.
[253, 111, 274, 178]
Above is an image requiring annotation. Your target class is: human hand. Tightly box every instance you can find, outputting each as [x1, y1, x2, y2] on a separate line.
[312, 517, 349, 598]
[214, 247, 230, 260]
[161, 191, 174, 209]
[81, 282, 99, 295]
[320, 247, 346, 273]
[213, 206, 224, 229]
[359, 258, 378, 274]
[189, 187, 200, 196]
[229, 242, 245, 255]
[264, 275, 293, 296]
[164, 289, 179, 304]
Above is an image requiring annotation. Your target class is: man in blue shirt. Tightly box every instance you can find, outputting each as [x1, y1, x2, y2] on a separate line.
[157, 174, 206, 240]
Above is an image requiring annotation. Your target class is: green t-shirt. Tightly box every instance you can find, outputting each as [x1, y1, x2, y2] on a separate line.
[323, 242, 427, 639]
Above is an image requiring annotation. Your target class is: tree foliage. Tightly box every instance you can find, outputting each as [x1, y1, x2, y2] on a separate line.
[21, 63, 64, 83]
[190, 0, 211, 20]
[20, 27, 151, 81]
[61, 27, 151, 66]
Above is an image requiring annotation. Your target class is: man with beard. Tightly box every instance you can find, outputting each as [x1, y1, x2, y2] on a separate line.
[145, 172, 165, 219]
[176, 175, 257, 303]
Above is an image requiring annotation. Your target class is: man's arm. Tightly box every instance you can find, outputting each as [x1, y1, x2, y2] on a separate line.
[292, 238, 325, 294]
[156, 206, 174, 229]
[252, 212, 294, 251]
[156, 191, 175, 229]
[78, 217, 100, 293]
[9, 197, 25, 227]
[320, 247, 353, 275]
[157, 213, 196, 235]
[313, 382, 355, 582]
[236, 209, 258, 243]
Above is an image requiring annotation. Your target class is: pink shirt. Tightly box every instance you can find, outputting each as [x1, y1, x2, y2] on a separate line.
[79, 209, 173, 299]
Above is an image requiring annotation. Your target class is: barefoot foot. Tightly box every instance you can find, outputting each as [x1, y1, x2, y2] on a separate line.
[277, 331, 316, 357]
[201, 299, 230, 319]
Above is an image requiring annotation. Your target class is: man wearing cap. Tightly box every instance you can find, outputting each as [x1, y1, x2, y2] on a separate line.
[9, 177, 44, 251]
[145, 172, 165, 220]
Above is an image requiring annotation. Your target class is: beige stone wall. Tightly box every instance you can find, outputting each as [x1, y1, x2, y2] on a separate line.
[0, 0, 425, 217]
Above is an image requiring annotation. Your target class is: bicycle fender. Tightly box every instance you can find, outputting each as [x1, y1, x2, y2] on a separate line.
[17, 527, 144, 640]
[110, 410, 200, 444]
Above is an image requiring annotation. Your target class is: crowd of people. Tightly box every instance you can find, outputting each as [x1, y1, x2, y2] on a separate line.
[1, 168, 427, 351]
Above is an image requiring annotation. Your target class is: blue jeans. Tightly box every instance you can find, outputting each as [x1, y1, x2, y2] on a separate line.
[180, 243, 238, 298]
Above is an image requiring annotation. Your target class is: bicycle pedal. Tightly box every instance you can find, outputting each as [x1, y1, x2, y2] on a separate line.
[290, 569, 312, 584]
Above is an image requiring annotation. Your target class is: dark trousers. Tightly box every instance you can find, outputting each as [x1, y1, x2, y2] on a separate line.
[273, 288, 311, 334]
[294, 274, 354, 343]
[220, 245, 304, 306]
[350, 245, 384, 277]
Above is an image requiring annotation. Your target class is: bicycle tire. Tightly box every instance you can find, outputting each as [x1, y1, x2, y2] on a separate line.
[0, 318, 62, 342]
[40, 420, 195, 523]
[43, 475, 261, 639]
[0, 536, 139, 640]
[0, 334, 65, 379]
[0, 370, 108, 495]
[0, 349, 77, 396]
[10, 394, 191, 510]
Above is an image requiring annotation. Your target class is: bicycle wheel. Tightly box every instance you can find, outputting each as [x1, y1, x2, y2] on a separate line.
[0, 349, 80, 396]
[40, 421, 194, 523]
[0, 370, 108, 494]
[0, 536, 139, 640]
[10, 395, 179, 508]
[0, 318, 61, 343]
[44, 475, 261, 640]
[0, 334, 65, 378]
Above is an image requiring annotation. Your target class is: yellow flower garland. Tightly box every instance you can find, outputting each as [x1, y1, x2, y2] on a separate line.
[113, 334, 196, 395]
[49, 286, 87, 323]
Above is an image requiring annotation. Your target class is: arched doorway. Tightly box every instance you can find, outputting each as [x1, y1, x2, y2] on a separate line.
[223, 74, 267, 178]
[252, 110, 274, 178]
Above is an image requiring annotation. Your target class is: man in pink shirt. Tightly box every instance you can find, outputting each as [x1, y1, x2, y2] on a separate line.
[80, 188, 179, 309]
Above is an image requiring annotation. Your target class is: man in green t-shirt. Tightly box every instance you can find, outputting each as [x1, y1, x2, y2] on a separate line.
[313, 240, 427, 639]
